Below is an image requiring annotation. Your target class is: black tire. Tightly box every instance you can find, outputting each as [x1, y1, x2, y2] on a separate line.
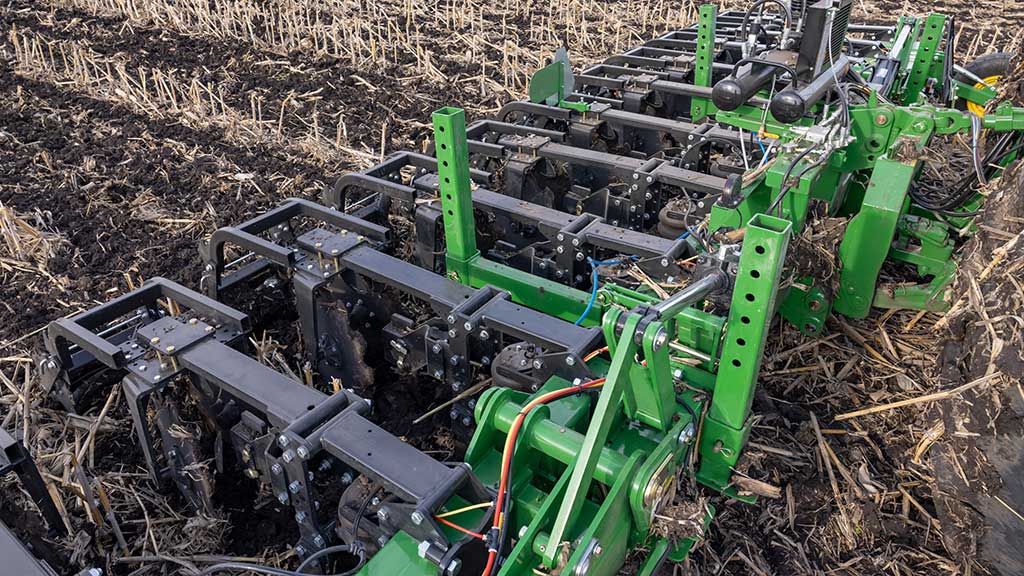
[954, 51, 1014, 110]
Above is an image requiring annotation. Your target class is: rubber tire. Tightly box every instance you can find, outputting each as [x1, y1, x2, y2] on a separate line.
[954, 51, 1014, 110]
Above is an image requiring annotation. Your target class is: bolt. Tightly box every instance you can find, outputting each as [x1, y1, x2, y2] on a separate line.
[875, 113, 888, 126]
[532, 359, 543, 370]
[575, 252, 585, 261]
[289, 481, 301, 494]
[448, 329, 457, 338]
[296, 446, 309, 459]
[450, 355, 460, 366]
[594, 543, 603, 556]
[295, 511, 307, 522]
[445, 558, 463, 576]
[450, 409, 459, 420]
[661, 258, 670, 267]
[313, 535, 324, 547]
[565, 356, 575, 366]
[377, 536, 389, 548]
[645, 192, 652, 200]
[632, 173, 639, 180]
[271, 463, 283, 475]
[479, 329, 490, 339]
[377, 507, 390, 523]
[518, 526, 529, 538]
[571, 238, 580, 246]
[432, 343, 442, 354]
[150, 336, 160, 344]
[672, 368, 683, 380]
[411, 511, 424, 525]
[447, 314, 456, 324]
[341, 471, 353, 484]
[645, 176, 653, 183]
[462, 416, 472, 427]
[556, 245, 565, 254]
[245, 468, 259, 479]
[278, 435, 290, 448]
[153, 375, 161, 381]
[679, 423, 696, 444]
[629, 205, 637, 213]
[433, 369, 444, 379]
[282, 450, 295, 463]
[278, 492, 289, 504]
[295, 545, 306, 557]
[557, 233, 565, 241]
[653, 328, 668, 350]
[463, 321, 473, 331]
[138, 364, 147, 372]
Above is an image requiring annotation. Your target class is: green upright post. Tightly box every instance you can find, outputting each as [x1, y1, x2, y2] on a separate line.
[901, 14, 946, 105]
[432, 107, 479, 282]
[697, 213, 790, 492]
[833, 157, 915, 318]
[691, 4, 718, 122]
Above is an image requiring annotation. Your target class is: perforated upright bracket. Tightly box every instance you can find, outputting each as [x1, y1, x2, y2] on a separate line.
[691, 4, 718, 121]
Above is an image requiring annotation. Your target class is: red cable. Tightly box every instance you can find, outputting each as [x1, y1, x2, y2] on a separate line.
[435, 516, 486, 540]
[481, 378, 606, 576]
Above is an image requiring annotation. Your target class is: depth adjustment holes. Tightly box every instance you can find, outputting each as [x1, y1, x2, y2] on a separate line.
[754, 245, 766, 255]
[750, 269, 761, 279]
[745, 293, 755, 302]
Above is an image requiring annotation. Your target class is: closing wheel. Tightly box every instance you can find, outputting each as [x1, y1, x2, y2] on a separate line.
[956, 51, 1014, 115]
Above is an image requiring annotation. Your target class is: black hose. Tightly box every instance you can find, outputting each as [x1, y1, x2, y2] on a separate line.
[739, 0, 793, 40]
[766, 143, 822, 215]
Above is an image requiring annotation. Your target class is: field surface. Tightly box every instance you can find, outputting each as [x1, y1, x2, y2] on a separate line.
[2, 0, 1024, 575]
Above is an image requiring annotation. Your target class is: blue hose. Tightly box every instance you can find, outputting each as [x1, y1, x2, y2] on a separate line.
[573, 256, 636, 326]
